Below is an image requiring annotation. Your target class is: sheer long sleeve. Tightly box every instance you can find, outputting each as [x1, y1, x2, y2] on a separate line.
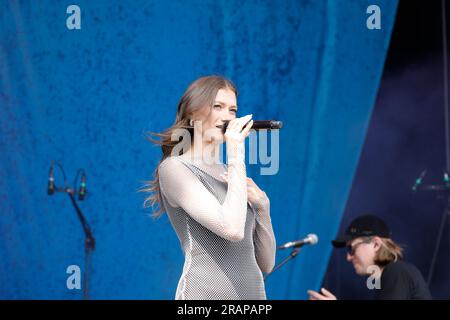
[252, 197, 276, 273]
[158, 156, 248, 242]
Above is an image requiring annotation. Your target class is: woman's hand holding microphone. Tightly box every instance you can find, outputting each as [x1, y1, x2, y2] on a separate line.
[224, 114, 253, 164]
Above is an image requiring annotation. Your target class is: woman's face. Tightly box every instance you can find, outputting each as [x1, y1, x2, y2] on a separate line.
[346, 237, 378, 276]
[193, 88, 238, 143]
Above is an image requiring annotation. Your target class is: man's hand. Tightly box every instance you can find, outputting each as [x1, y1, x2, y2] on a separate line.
[307, 288, 337, 300]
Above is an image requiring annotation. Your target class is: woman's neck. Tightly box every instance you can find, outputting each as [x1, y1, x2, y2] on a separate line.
[181, 142, 222, 165]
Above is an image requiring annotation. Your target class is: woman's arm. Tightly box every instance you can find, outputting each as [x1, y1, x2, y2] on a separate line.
[220, 173, 277, 273]
[159, 115, 253, 242]
[250, 191, 276, 274]
[159, 156, 248, 242]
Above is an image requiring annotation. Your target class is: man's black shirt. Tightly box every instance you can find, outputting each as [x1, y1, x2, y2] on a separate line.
[375, 260, 432, 300]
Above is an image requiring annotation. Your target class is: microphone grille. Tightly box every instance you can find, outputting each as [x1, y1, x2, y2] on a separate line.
[271, 121, 283, 129]
[308, 233, 319, 245]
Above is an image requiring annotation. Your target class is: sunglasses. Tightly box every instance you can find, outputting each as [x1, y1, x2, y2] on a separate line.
[346, 238, 372, 256]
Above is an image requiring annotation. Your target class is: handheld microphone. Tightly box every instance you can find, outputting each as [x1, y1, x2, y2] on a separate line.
[78, 173, 86, 200]
[221, 120, 283, 132]
[278, 233, 319, 250]
[48, 165, 55, 195]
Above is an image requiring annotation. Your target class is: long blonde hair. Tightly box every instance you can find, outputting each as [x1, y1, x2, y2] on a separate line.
[140, 75, 238, 217]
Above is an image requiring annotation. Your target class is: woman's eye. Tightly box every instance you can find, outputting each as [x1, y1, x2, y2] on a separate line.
[213, 104, 222, 109]
[230, 109, 237, 114]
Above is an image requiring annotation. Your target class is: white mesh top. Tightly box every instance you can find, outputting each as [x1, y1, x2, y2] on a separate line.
[158, 154, 276, 300]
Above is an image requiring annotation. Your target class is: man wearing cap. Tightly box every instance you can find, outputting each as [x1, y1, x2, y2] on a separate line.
[307, 214, 432, 300]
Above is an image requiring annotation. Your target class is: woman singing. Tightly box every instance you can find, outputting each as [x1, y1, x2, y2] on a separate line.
[142, 75, 276, 300]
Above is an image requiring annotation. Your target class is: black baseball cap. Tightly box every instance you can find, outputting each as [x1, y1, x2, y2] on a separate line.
[332, 214, 392, 248]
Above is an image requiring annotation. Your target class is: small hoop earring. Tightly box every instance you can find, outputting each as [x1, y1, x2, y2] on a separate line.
[189, 119, 194, 126]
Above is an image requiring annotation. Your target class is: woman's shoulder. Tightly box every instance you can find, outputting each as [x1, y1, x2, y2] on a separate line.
[158, 156, 193, 186]
[159, 156, 185, 171]
[160, 155, 227, 175]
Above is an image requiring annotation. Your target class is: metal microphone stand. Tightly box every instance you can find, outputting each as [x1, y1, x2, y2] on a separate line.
[264, 247, 301, 281]
[413, 176, 450, 286]
[66, 187, 95, 299]
[48, 163, 95, 299]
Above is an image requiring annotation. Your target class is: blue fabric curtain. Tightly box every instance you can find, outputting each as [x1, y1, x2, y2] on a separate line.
[0, 0, 397, 299]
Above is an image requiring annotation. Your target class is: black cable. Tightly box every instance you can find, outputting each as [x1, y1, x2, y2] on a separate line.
[443, 0, 450, 173]
[73, 168, 86, 195]
[53, 161, 68, 189]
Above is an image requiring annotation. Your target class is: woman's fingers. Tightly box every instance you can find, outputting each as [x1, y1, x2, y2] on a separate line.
[237, 114, 252, 132]
[224, 114, 253, 146]
[227, 114, 252, 132]
[242, 120, 253, 137]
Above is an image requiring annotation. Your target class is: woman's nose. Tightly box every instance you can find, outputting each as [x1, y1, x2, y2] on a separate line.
[223, 108, 236, 120]
[222, 112, 234, 121]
